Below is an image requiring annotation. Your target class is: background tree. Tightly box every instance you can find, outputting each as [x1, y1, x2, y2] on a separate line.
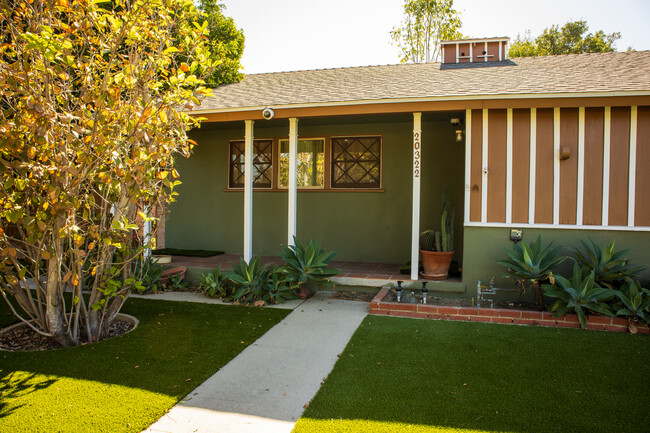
[509, 20, 621, 57]
[194, 0, 245, 86]
[0, 0, 235, 346]
[390, 0, 463, 63]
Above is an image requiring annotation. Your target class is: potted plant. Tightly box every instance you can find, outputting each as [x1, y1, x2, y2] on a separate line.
[419, 188, 455, 280]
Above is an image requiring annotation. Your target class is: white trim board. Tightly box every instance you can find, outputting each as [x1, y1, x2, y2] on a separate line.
[464, 109, 472, 223]
[464, 222, 650, 232]
[628, 106, 637, 226]
[481, 109, 488, 223]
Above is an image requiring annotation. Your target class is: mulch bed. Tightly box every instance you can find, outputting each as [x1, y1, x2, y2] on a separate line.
[330, 291, 377, 302]
[383, 291, 540, 311]
[0, 318, 134, 352]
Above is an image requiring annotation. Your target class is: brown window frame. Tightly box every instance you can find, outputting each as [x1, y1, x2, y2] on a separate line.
[330, 136, 382, 189]
[228, 139, 274, 189]
[226, 135, 383, 191]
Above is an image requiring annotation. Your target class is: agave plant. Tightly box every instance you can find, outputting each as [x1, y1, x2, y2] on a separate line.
[543, 263, 617, 329]
[613, 278, 650, 327]
[573, 238, 644, 288]
[497, 235, 566, 308]
[225, 256, 274, 305]
[225, 257, 297, 305]
[279, 237, 340, 298]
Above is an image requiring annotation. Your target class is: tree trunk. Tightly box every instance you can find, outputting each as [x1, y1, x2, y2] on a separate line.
[533, 280, 545, 310]
[46, 221, 75, 347]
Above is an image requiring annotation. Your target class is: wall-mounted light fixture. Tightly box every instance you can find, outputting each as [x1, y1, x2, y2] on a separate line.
[451, 118, 463, 142]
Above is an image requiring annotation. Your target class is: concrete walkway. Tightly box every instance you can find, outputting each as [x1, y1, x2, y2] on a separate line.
[144, 291, 369, 433]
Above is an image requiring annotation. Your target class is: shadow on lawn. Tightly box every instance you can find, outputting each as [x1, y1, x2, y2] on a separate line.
[0, 371, 57, 419]
[0, 297, 288, 399]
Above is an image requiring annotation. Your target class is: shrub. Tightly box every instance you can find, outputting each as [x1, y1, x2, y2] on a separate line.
[543, 263, 617, 328]
[225, 257, 297, 306]
[612, 278, 650, 326]
[279, 237, 339, 286]
[199, 266, 229, 298]
[133, 256, 164, 294]
[572, 238, 644, 288]
[497, 235, 566, 307]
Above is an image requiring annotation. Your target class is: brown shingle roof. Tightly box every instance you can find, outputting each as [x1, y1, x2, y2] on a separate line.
[197, 51, 650, 112]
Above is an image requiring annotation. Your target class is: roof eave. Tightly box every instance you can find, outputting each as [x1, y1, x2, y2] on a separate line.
[190, 90, 650, 117]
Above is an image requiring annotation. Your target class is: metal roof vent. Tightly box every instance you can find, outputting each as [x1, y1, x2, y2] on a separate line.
[441, 37, 510, 64]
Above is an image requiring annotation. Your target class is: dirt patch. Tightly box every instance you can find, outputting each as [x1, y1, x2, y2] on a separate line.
[0, 316, 136, 352]
[330, 291, 377, 302]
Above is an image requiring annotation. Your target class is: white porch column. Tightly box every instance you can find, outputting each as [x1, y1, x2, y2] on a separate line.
[288, 118, 299, 246]
[143, 206, 152, 259]
[411, 113, 422, 281]
[243, 119, 254, 262]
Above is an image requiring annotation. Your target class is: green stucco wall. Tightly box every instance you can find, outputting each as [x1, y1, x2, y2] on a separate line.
[462, 226, 650, 301]
[165, 114, 465, 264]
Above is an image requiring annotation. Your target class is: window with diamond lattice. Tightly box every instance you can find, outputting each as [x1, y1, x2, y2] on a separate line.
[229, 140, 273, 188]
[331, 136, 381, 188]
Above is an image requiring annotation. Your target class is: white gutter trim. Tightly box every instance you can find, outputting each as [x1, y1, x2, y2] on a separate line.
[628, 106, 638, 227]
[190, 91, 650, 116]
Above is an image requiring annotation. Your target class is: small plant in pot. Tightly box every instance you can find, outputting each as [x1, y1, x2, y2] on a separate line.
[419, 188, 455, 280]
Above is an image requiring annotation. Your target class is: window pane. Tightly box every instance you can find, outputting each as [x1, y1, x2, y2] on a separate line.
[229, 140, 273, 188]
[331, 136, 381, 188]
[279, 139, 324, 187]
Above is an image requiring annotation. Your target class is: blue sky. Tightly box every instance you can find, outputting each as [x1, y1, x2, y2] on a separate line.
[221, 0, 650, 74]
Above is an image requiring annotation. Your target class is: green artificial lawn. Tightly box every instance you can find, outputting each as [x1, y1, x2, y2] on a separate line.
[295, 316, 650, 433]
[0, 298, 288, 432]
[152, 248, 224, 257]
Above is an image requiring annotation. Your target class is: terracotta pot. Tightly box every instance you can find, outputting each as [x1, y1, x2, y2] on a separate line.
[419, 250, 454, 280]
[159, 266, 186, 284]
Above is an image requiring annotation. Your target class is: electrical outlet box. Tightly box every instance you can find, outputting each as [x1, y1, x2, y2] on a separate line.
[510, 229, 523, 242]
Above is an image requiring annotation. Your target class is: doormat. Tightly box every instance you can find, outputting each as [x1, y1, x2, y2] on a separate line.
[152, 248, 224, 257]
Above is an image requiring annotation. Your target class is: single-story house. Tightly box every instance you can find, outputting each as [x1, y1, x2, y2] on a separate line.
[165, 37, 650, 295]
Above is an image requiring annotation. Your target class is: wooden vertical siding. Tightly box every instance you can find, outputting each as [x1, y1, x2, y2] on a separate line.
[465, 105, 649, 229]
[469, 110, 483, 222]
[535, 109, 555, 224]
[487, 109, 507, 222]
[636, 106, 650, 226]
[583, 107, 605, 225]
[608, 107, 630, 226]
[511, 109, 530, 223]
[559, 108, 579, 225]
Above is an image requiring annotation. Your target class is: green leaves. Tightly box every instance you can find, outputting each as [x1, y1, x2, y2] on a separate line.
[543, 263, 617, 328]
[572, 238, 644, 288]
[278, 237, 339, 286]
[224, 257, 297, 306]
[509, 20, 621, 58]
[613, 278, 650, 325]
[390, 0, 463, 63]
[497, 235, 566, 282]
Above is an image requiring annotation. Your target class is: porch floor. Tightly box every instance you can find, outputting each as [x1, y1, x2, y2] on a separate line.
[164, 254, 462, 288]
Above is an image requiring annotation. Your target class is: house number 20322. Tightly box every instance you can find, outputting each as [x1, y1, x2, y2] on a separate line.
[413, 131, 421, 177]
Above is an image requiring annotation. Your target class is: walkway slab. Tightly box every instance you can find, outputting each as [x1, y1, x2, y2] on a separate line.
[144, 291, 368, 433]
